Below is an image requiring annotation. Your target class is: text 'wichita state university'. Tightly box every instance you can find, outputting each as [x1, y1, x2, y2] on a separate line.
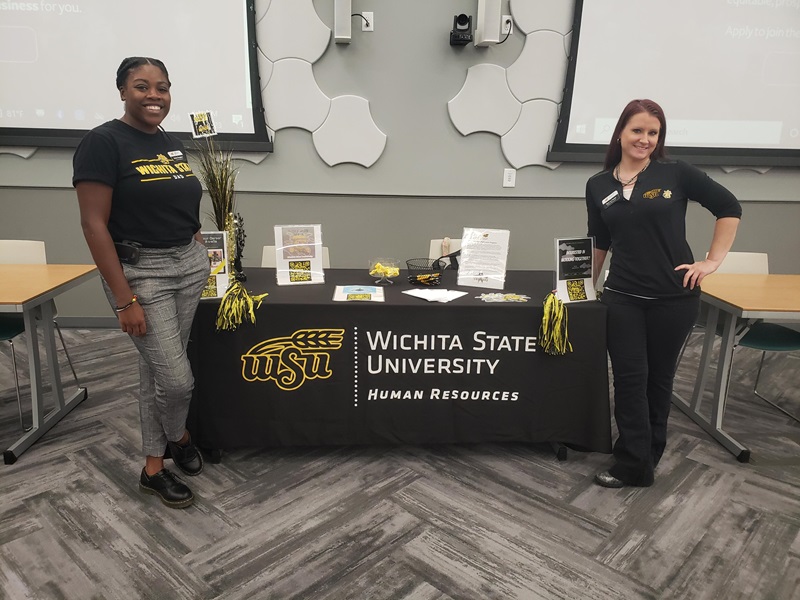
[365, 330, 536, 375]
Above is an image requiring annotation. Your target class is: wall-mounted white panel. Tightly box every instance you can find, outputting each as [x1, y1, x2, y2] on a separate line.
[256, 48, 274, 91]
[313, 96, 387, 167]
[264, 59, 331, 131]
[230, 152, 270, 166]
[254, 0, 272, 24]
[501, 100, 561, 169]
[510, 0, 574, 35]
[720, 166, 772, 174]
[0, 147, 36, 159]
[507, 31, 569, 103]
[448, 64, 522, 136]
[260, 0, 331, 62]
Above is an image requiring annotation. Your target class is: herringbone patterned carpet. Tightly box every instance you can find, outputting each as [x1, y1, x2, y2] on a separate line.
[0, 328, 798, 599]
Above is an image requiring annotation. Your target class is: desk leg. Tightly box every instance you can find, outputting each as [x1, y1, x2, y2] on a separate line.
[672, 306, 750, 463]
[3, 302, 88, 465]
[688, 305, 720, 413]
[711, 313, 737, 430]
[40, 301, 65, 412]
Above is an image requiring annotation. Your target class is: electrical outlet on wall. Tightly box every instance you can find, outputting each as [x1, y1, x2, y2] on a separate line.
[503, 168, 516, 188]
[501, 15, 513, 35]
[362, 11, 374, 31]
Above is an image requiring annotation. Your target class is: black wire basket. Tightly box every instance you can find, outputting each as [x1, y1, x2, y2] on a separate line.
[405, 258, 445, 286]
[406, 258, 446, 273]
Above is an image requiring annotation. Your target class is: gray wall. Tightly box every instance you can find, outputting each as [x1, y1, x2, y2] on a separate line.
[2, 187, 799, 324]
[1, 0, 798, 324]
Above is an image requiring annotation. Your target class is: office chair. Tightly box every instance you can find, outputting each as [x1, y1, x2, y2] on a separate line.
[428, 238, 462, 268]
[0, 316, 27, 430]
[736, 322, 800, 422]
[679, 251, 800, 422]
[0, 240, 81, 431]
[261, 245, 331, 268]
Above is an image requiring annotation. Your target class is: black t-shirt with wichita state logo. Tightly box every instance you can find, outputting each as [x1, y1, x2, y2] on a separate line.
[72, 119, 202, 248]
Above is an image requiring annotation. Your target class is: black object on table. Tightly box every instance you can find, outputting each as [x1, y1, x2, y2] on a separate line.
[187, 269, 611, 458]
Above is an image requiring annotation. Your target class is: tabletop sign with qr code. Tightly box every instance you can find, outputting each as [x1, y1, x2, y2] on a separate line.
[200, 231, 229, 299]
[554, 237, 596, 303]
[274, 224, 326, 286]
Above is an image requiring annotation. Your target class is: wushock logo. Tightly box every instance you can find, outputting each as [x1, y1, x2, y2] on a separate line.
[241, 329, 345, 391]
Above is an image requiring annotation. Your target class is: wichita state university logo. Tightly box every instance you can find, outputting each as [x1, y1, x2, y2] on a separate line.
[241, 328, 345, 391]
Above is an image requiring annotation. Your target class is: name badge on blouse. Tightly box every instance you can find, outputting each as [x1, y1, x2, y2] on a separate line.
[601, 190, 621, 209]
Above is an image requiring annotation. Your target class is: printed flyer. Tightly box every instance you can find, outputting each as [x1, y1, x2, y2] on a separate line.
[273, 224, 325, 286]
[457, 228, 510, 290]
[200, 230, 229, 299]
[554, 236, 596, 303]
[333, 285, 386, 302]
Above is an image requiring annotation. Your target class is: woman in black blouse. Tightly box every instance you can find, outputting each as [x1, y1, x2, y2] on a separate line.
[586, 99, 742, 488]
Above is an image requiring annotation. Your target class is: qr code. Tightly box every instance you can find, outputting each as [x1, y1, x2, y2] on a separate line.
[566, 279, 588, 301]
[289, 260, 312, 282]
[201, 275, 217, 298]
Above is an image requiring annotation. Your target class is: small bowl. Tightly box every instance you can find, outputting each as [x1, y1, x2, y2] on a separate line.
[368, 258, 400, 284]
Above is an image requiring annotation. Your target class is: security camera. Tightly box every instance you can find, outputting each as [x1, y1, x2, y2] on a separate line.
[450, 14, 473, 46]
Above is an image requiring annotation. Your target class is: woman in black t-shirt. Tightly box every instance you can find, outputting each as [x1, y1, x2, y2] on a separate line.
[73, 57, 210, 509]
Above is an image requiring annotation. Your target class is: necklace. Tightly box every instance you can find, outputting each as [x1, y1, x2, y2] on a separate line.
[615, 159, 650, 186]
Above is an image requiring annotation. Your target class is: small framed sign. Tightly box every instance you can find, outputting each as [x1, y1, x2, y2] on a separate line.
[189, 110, 217, 138]
[554, 237, 596, 303]
[273, 224, 325, 286]
[200, 230, 229, 299]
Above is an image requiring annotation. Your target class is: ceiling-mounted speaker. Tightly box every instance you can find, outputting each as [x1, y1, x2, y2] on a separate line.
[334, 0, 352, 43]
[475, 0, 501, 46]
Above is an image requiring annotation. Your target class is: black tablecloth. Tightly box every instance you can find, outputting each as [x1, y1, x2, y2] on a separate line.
[187, 269, 611, 452]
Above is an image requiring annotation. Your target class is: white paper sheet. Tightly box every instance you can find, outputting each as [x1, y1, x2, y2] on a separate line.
[402, 289, 469, 303]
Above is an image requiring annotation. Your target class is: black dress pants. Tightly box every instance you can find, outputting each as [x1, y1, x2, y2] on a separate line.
[602, 290, 699, 486]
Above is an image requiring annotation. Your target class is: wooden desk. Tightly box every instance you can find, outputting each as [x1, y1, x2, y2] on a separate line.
[0, 264, 98, 464]
[672, 274, 800, 462]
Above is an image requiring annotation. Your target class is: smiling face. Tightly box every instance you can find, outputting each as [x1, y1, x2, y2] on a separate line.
[619, 111, 661, 165]
[119, 64, 171, 133]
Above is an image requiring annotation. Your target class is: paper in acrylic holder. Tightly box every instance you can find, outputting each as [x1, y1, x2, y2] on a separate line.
[457, 228, 510, 290]
[274, 224, 326, 286]
[200, 230, 229, 299]
[554, 236, 596, 303]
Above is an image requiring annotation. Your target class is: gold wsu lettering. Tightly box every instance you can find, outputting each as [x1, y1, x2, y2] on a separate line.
[241, 328, 344, 391]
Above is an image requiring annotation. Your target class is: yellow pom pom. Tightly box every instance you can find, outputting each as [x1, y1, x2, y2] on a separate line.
[539, 292, 572, 356]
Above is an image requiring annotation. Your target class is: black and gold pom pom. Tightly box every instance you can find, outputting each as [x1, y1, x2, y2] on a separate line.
[539, 293, 572, 356]
[216, 281, 268, 331]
